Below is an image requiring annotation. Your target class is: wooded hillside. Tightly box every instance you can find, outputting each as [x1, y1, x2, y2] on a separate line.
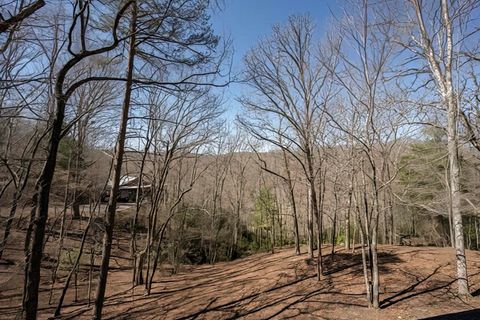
[1, 0, 480, 319]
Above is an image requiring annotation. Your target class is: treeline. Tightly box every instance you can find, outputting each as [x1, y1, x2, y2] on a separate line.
[1, 0, 480, 319]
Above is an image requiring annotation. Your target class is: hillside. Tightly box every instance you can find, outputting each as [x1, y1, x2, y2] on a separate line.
[1, 240, 480, 320]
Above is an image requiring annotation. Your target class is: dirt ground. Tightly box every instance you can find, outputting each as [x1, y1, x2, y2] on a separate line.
[2, 227, 480, 320]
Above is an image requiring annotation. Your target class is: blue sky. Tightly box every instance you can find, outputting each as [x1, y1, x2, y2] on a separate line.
[211, 0, 338, 121]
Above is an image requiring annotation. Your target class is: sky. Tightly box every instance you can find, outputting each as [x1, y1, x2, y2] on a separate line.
[210, 0, 339, 122]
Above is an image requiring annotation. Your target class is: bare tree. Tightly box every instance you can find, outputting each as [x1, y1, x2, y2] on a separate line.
[323, 0, 401, 307]
[252, 139, 301, 256]
[227, 131, 250, 259]
[24, 2, 135, 318]
[389, 0, 480, 296]
[136, 90, 222, 294]
[0, 0, 45, 51]
[239, 15, 334, 277]
[206, 132, 233, 264]
[92, 2, 138, 318]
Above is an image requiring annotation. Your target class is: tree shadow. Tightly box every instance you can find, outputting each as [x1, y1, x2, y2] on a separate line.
[171, 250, 403, 320]
[56, 249, 400, 319]
[35, 247, 478, 320]
[380, 264, 450, 308]
[173, 273, 319, 320]
[471, 288, 480, 297]
[323, 250, 404, 277]
[419, 309, 480, 320]
[380, 265, 480, 310]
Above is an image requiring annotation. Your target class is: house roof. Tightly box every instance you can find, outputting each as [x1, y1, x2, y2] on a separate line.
[119, 175, 137, 186]
[108, 175, 151, 189]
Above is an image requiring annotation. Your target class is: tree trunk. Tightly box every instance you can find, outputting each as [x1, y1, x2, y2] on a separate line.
[388, 189, 394, 245]
[54, 217, 91, 316]
[331, 181, 338, 258]
[88, 247, 94, 306]
[345, 186, 352, 251]
[307, 187, 314, 259]
[270, 207, 275, 254]
[443, 1, 468, 289]
[72, 119, 85, 220]
[315, 167, 325, 281]
[292, 204, 301, 255]
[131, 124, 150, 286]
[48, 204, 68, 304]
[412, 0, 469, 296]
[92, 3, 137, 318]
[475, 218, 479, 250]
[315, 206, 323, 281]
[359, 212, 372, 307]
[447, 95, 469, 295]
[135, 249, 145, 285]
[0, 191, 19, 259]
[282, 149, 300, 255]
[371, 218, 380, 308]
[146, 211, 177, 294]
[446, 166, 455, 248]
[24, 98, 68, 320]
[2, 131, 45, 260]
[382, 193, 388, 244]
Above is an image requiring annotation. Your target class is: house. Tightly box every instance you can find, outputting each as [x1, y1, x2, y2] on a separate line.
[101, 175, 151, 203]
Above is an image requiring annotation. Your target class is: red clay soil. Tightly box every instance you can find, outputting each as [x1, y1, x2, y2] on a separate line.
[1, 237, 480, 319]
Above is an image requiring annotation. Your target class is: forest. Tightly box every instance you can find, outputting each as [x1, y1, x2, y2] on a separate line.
[1, 0, 480, 319]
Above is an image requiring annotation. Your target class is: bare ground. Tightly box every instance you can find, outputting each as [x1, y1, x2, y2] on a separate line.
[2, 228, 480, 320]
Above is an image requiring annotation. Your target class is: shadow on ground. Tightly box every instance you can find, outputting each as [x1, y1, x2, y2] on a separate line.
[420, 309, 480, 320]
[4, 246, 478, 320]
